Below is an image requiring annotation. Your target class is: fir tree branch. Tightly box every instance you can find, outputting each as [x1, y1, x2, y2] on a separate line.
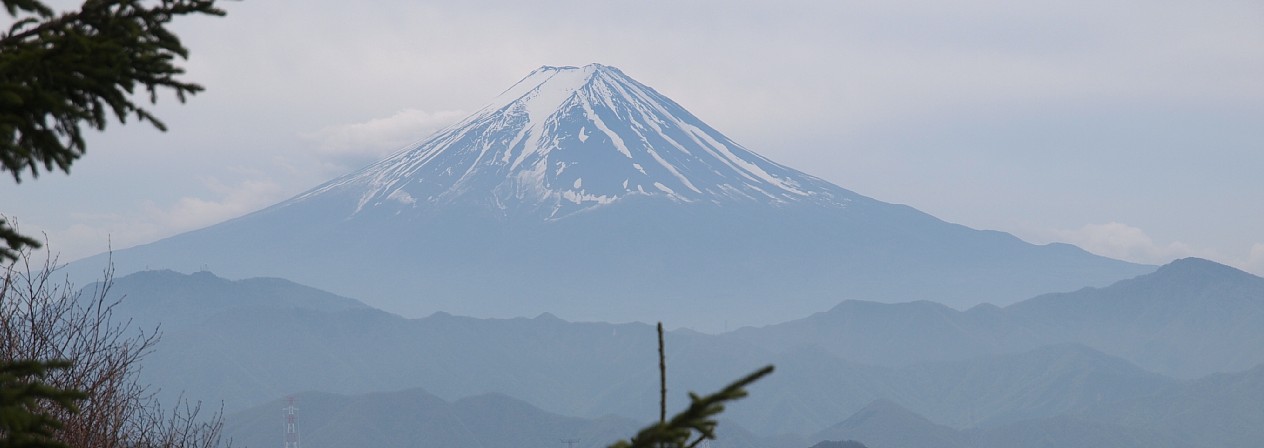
[610, 365, 774, 448]
[609, 321, 774, 448]
[1, 0, 52, 18]
[0, 359, 86, 448]
[0, 216, 40, 263]
[0, 0, 226, 183]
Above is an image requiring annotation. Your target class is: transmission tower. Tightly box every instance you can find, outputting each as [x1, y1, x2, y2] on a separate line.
[561, 438, 580, 448]
[283, 396, 300, 448]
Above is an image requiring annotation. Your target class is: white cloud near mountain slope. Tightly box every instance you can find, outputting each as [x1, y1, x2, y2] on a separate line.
[1052, 222, 1201, 264]
[143, 178, 286, 231]
[303, 109, 466, 167]
[1043, 222, 1264, 276]
[44, 178, 288, 263]
[1248, 244, 1264, 276]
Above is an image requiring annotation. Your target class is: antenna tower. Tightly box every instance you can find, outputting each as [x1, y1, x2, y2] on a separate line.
[283, 396, 300, 448]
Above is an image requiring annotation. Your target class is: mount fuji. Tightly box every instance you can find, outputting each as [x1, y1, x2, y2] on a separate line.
[301, 64, 852, 218]
[72, 64, 1151, 329]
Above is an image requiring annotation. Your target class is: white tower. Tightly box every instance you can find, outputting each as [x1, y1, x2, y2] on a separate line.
[283, 396, 299, 448]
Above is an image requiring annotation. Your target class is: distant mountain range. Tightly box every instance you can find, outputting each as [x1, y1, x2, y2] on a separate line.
[732, 257, 1264, 379]
[1007, 257, 1264, 378]
[223, 388, 824, 448]
[814, 400, 971, 448]
[814, 399, 1176, 448]
[218, 362, 1264, 448]
[1083, 363, 1264, 448]
[815, 362, 1264, 448]
[81, 256, 1264, 445]
[67, 63, 1150, 330]
[222, 390, 646, 448]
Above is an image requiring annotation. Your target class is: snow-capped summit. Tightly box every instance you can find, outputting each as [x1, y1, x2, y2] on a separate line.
[294, 63, 851, 219]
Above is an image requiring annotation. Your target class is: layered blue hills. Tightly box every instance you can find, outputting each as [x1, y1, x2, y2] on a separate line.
[82, 258, 1264, 446]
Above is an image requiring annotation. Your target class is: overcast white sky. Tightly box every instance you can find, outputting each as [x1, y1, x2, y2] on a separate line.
[4, 0, 1263, 275]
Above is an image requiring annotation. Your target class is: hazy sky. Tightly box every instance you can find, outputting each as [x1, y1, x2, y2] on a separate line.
[4, 0, 1262, 275]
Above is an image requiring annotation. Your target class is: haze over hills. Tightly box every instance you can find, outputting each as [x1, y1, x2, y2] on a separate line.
[814, 399, 1180, 448]
[222, 390, 647, 448]
[730, 257, 1264, 379]
[813, 399, 969, 448]
[1084, 363, 1264, 448]
[223, 389, 809, 448]
[68, 63, 1151, 330]
[81, 256, 1264, 445]
[813, 363, 1264, 448]
[1006, 257, 1264, 378]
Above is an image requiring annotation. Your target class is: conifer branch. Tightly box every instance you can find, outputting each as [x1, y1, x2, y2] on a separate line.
[0, 216, 40, 262]
[0, 0, 227, 183]
[0, 359, 86, 448]
[609, 321, 774, 448]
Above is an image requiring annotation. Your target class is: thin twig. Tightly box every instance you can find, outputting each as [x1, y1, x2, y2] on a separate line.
[658, 322, 666, 424]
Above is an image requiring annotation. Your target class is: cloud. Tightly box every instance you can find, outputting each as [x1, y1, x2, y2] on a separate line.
[140, 178, 285, 231]
[1246, 243, 1264, 276]
[1045, 222, 1264, 276]
[44, 177, 288, 262]
[1048, 222, 1202, 265]
[303, 109, 467, 166]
